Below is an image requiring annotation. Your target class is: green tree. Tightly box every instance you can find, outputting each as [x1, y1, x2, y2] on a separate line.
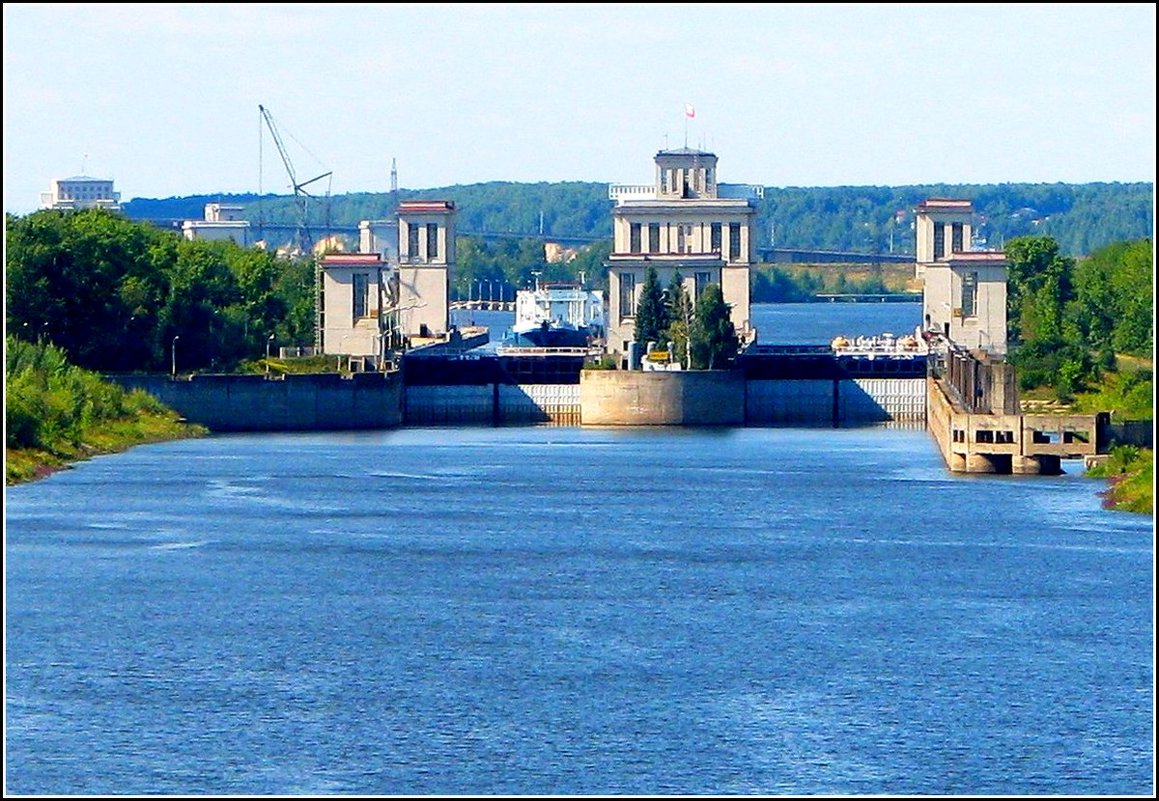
[633, 265, 668, 346]
[689, 284, 738, 369]
[6, 207, 319, 373]
[1004, 235, 1075, 345]
[5, 208, 168, 371]
[663, 271, 692, 365]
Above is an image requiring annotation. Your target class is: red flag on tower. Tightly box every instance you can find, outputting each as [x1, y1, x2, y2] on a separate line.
[685, 103, 696, 119]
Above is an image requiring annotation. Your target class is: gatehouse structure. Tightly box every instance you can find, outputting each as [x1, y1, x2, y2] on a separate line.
[604, 148, 762, 366]
[916, 198, 1008, 357]
[318, 198, 457, 365]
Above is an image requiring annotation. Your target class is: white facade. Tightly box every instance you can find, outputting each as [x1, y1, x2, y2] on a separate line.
[396, 200, 456, 339]
[914, 198, 974, 272]
[604, 148, 759, 362]
[182, 203, 251, 245]
[40, 176, 121, 211]
[318, 253, 392, 359]
[319, 199, 457, 363]
[916, 199, 1008, 357]
[359, 219, 399, 263]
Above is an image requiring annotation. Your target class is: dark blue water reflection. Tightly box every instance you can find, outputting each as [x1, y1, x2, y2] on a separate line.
[5, 426, 1153, 795]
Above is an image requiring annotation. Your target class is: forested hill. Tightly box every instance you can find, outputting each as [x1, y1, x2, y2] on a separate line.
[122, 180, 1154, 258]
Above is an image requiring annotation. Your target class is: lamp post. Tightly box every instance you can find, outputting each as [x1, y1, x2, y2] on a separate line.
[171, 335, 180, 378]
[266, 333, 275, 375]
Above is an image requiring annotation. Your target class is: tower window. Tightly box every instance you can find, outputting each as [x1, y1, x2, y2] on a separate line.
[353, 273, 369, 319]
[407, 224, 420, 261]
[619, 272, 636, 319]
[962, 272, 978, 317]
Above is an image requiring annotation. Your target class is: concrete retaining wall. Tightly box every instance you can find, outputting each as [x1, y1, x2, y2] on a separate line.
[108, 372, 402, 432]
[500, 384, 581, 425]
[403, 384, 581, 425]
[112, 371, 925, 432]
[404, 385, 494, 425]
[844, 378, 926, 424]
[746, 379, 833, 425]
[746, 377, 926, 425]
[580, 370, 745, 426]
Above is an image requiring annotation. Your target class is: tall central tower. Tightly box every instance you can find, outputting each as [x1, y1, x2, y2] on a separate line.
[604, 147, 761, 365]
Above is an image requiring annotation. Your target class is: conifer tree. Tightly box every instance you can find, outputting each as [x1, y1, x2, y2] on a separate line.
[689, 283, 738, 369]
[633, 265, 669, 346]
[664, 271, 692, 366]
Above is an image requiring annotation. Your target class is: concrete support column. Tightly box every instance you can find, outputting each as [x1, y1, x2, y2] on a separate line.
[1012, 455, 1042, 475]
[966, 453, 1000, 473]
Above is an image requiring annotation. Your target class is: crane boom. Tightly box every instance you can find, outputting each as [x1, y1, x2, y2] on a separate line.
[258, 104, 331, 256]
[259, 104, 299, 191]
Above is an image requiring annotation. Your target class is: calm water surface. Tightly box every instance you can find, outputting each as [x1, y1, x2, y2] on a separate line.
[5, 425, 1153, 795]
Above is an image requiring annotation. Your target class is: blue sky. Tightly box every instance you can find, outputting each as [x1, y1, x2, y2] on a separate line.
[3, 3, 1155, 214]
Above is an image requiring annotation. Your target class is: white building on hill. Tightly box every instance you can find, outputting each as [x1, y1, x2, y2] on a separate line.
[40, 176, 121, 212]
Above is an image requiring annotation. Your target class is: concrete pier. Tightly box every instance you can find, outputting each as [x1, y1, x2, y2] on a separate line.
[925, 375, 1105, 475]
[579, 370, 745, 426]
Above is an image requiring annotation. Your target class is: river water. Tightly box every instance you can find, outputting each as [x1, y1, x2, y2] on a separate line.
[5, 304, 1154, 796]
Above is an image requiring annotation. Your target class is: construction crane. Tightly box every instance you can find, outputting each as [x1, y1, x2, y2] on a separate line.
[258, 104, 332, 256]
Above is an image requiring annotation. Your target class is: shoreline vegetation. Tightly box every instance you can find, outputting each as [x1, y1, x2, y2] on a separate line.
[5, 337, 207, 486]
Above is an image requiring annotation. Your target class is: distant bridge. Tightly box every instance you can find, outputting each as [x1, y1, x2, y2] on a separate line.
[760, 247, 915, 264]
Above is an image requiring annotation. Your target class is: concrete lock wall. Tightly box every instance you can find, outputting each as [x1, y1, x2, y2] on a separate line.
[499, 384, 581, 425]
[746, 377, 926, 425]
[843, 378, 926, 424]
[404, 383, 581, 425]
[109, 372, 403, 431]
[579, 370, 745, 426]
[746, 379, 833, 425]
[405, 385, 494, 425]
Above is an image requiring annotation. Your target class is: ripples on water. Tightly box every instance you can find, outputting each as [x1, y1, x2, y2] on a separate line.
[5, 425, 1153, 796]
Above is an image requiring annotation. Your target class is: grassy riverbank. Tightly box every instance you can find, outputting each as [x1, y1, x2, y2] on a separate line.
[5, 337, 207, 486]
[6, 411, 205, 485]
[1022, 357, 1153, 515]
[1085, 446, 1154, 514]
